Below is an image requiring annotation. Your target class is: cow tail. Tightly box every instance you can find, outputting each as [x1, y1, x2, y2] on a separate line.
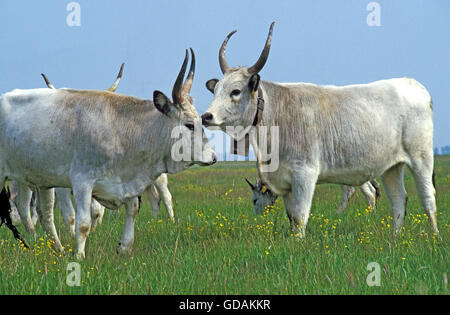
[0, 187, 29, 249]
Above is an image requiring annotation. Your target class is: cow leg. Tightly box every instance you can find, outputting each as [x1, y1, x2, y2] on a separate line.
[35, 188, 64, 252]
[72, 180, 94, 260]
[381, 163, 407, 235]
[90, 198, 105, 231]
[14, 183, 36, 235]
[117, 196, 140, 255]
[408, 156, 439, 234]
[359, 181, 377, 210]
[337, 185, 356, 214]
[55, 188, 76, 237]
[8, 181, 22, 224]
[282, 192, 294, 231]
[144, 185, 161, 218]
[154, 175, 174, 220]
[285, 171, 318, 238]
[30, 191, 38, 226]
[9, 202, 22, 224]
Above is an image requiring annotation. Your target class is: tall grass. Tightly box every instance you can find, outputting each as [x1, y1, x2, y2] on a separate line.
[0, 156, 448, 294]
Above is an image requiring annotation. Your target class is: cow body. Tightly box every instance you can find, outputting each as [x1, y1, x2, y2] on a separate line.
[253, 78, 432, 194]
[0, 89, 170, 199]
[5, 90, 159, 186]
[254, 78, 434, 236]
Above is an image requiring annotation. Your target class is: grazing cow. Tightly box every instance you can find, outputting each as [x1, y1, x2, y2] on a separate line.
[245, 177, 380, 215]
[245, 178, 277, 214]
[202, 22, 438, 237]
[0, 48, 216, 258]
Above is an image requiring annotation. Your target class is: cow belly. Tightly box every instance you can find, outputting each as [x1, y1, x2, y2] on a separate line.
[92, 177, 151, 209]
[317, 171, 372, 187]
[92, 196, 121, 210]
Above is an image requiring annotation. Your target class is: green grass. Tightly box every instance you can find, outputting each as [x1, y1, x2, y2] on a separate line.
[0, 156, 448, 294]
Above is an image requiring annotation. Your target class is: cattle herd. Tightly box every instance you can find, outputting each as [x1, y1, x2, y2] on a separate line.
[0, 22, 439, 259]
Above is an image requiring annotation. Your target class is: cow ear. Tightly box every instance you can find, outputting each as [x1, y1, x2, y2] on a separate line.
[205, 79, 219, 94]
[153, 90, 173, 115]
[248, 74, 260, 93]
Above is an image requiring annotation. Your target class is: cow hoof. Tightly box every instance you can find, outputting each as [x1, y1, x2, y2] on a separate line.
[116, 243, 132, 256]
[76, 251, 85, 260]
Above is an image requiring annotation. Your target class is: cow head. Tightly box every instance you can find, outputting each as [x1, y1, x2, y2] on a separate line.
[245, 178, 277, 215]
[202, 22, 274, 135]
[153, 48, 217, 169]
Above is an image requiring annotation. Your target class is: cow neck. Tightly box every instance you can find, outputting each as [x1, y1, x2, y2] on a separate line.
[230, 86, 265, 156]
[250, 85, 273, 191]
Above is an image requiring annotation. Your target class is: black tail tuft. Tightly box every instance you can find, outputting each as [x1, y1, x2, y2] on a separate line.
[432, 171, 436, 189]
[370, 179, 381, 200]
[0, 187, 29, 249]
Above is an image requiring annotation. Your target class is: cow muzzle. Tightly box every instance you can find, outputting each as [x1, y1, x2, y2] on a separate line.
[201, 112, 214, 126]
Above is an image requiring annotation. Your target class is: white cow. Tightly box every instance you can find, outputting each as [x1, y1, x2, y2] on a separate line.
[45, 65, 175, 220]
[0, 48, 216, 258]
[9, 64, 176, 237]
[202, 23, 438, 237]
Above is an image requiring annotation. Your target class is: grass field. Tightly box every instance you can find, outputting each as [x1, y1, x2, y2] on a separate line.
[0, 156, 448, 294]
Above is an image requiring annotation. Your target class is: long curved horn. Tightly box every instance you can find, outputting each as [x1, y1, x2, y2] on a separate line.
[108, 63, 125, 92]
[41, 73, 55, 89]
[219, 30, 237, 74]
[248, 22, 275, 75]
[244, 178, 255, 190]
[182, 48, 195, 95]
[172, 49, 189, 105]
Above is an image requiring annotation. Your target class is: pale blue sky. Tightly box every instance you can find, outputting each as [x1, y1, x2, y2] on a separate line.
[0, 1, 448, 157]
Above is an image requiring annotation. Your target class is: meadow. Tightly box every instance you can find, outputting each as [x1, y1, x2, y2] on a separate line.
[0, 156, 448, 295]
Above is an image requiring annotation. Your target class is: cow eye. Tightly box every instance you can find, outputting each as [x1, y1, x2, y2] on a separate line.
[185, 123, 194, 131]
[230, 89, 241, 97]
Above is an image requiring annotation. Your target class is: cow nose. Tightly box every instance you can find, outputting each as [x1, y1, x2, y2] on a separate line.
[201, 112, 213, 125]
[212, 153, 217, 164]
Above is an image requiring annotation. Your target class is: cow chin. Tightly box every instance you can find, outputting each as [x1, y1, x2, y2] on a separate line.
[203, 119, 224, 130]
[203, 114, 235, 130]
[195, 160, 215, 166]
[193, 155, 217, 166]
[195, 150, 217, 166]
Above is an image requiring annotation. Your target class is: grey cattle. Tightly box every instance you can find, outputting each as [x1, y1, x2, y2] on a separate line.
[0, 49, 216, 258]
[245, 177, 380, 215]
[202, 22, 438, 237]
[8, 63, 127, 237]
[43, 65, 175, 232]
